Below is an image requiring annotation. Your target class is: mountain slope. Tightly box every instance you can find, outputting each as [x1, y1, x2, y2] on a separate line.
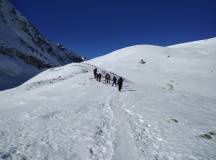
[0, 0, 84, 90]
[169, 37, 216, 50]
[89, 38, 216, 98]
[0, 38, 216, 160]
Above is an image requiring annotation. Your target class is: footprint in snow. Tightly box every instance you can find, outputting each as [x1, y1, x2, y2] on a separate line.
[139, 119, 144, 123]
[167, 119, 178, 123]
[124, 108, 134, 115]
[199, 131, 216, 140]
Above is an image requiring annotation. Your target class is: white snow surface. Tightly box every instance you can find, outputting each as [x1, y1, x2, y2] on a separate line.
[0, 38, 216, 160]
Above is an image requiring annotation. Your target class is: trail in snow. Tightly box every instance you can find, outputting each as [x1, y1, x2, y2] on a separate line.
[110, 90, 139, 160]
[0, 62, 140, 160]
[0, 63, 216, 160]
[111, 85, 161, 160]
[118, 84, 216, 160]
[0, 65, 132, 160]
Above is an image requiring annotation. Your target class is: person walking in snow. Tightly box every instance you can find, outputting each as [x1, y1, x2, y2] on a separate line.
[117, 77, 124, 91]
[98, 73, 102, 82]
[112, 76, 117, 86]
[96, 73, 99, 81]
[93, 68, 97, 79]
[105, 73, 111, 84]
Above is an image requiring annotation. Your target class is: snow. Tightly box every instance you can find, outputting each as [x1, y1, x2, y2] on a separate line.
[0, 37, 216, 159]
[88, 38, 216, 98]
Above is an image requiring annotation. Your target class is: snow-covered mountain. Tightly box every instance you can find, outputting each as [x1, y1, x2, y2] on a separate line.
[0, 37, 216, 159]
[89, 37, 216, 98]
[0, 0, 85, 90]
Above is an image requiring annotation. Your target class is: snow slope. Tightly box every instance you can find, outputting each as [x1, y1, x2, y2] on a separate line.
[0, 0, 84, 90]
[89, 38, 216, 98]
[0, 38, 216, 160]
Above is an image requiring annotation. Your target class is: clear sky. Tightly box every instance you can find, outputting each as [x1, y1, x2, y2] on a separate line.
[11, 0, 216, 58]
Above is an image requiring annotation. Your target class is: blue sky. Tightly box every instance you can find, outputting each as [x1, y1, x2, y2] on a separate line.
[11, 0, 216, 58]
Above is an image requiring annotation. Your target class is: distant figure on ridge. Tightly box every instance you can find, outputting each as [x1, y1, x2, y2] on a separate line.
[105, 73, 111, 84]
[112, 76, 117, 86]
[97, 73, 102, 82]
[117, 77, 124, 91]
[93, 68, 97, 79]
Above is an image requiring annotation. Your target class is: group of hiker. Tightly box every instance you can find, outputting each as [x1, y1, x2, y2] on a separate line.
[93, 68, 124, 92]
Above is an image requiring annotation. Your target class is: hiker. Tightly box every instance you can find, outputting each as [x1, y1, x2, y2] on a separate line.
[96, 73, 100, 81]
[112, 76, 117, 86]
[105, 73, 111, 84]
[98, 73, 102, 82]
[96, 73, 99, 81]
[117, 77, 123, 91]
[93, 68, 97, 79]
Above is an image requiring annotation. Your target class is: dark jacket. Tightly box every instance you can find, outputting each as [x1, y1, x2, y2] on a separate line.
[117, 77, 123, 85]
[113, 76, 117, 82]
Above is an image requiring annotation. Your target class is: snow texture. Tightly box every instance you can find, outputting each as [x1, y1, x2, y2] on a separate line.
[0, 37, 216, 159]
